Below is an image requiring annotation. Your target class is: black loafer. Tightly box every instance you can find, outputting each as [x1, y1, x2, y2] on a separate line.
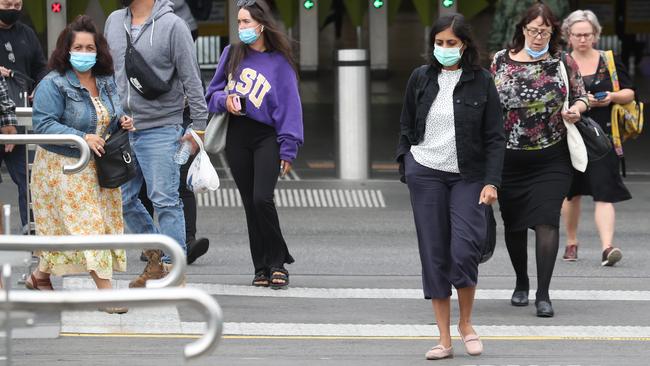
[535, 300, 554, 318]
[511, 290, 529, 306]
[187, 238, 210, 265]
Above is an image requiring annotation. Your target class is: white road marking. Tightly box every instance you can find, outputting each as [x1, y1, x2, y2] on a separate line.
[189, 283, 650, 301]
[60, 279, 650, 338]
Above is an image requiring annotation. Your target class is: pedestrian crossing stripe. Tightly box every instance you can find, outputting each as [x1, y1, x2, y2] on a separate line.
[195, 188, 386, 208]
[56, 279, 650, 340]
[62, 278, 650, 302]
[187, 284, 650, 301]
[59, 322, 650, 340]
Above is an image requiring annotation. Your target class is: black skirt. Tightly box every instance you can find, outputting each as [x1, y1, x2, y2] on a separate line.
[567, 148, 631, 203]
[499, 139, 573, 232]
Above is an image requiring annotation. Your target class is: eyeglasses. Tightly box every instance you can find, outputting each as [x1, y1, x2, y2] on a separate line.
[4, 42, 14, 63]
[570, 32, 594, 40]
[236, 0, 257, 7]
[524, 27, 553, 39]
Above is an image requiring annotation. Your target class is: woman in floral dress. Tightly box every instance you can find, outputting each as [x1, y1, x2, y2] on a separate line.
[28, 16, 134, 311]
[491, 3, 588, 318]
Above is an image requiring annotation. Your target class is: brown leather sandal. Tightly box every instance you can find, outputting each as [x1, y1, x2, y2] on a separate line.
[25, 273, 54, 291]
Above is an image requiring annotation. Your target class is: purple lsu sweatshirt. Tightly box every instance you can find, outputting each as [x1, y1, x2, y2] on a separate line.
[205, 45, 304, 162]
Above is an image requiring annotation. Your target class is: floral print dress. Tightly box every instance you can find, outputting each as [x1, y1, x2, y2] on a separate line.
[31, 96, 126, 280]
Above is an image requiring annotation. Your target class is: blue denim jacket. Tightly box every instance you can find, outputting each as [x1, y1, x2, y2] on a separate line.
[32, 70, 125, 158]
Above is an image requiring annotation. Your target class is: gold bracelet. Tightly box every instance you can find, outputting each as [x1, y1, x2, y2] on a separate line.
[194, 130, 205, 135]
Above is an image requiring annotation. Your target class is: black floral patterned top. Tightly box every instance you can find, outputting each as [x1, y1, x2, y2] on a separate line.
[491, 50, 588, 150]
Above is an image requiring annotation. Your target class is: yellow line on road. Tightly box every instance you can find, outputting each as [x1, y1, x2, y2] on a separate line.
[60, 333, 650, 342]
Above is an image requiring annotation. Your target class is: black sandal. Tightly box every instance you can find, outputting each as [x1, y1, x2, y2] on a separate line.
[270, 268, 289, 290]
[252, 270, 269, 287]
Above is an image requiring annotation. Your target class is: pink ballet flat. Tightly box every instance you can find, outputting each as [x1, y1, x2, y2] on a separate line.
[458, 325, 483, 356]
[425, 344, 453, 360]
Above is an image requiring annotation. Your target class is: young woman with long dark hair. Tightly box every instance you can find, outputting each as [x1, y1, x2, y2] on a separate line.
[205, 0, 303, 290]
[397, 13, 504, 360]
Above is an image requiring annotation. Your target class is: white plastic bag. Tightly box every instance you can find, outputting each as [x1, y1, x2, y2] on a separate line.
[186, 129, 220, 193]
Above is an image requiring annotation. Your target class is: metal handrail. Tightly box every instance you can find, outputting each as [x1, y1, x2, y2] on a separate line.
[0, 234, 187, 288]
[1, 287, 223, 359]
[15, 107, 32, 118]
[0, 134, 90, 174]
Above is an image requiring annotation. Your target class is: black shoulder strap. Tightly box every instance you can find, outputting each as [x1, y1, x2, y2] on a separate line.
[125, 29, 133, 48]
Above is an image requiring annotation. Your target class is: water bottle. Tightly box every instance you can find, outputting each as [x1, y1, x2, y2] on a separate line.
[174, 124, 193, 165]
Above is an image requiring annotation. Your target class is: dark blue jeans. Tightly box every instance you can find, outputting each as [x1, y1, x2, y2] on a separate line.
[0, 144, 28, 227]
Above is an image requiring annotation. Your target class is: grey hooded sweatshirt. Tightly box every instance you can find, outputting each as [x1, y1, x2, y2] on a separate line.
[104, 0, 207, 130]
[173, 0, 197, 32]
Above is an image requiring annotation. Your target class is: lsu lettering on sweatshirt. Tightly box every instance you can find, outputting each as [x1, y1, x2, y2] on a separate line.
[205, 45, 304, 162]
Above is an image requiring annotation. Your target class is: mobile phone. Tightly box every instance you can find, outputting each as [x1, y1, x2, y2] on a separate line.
[232, 95, 241, 112]
[239, 96, 247, 115]
[594, 91, 607, 100]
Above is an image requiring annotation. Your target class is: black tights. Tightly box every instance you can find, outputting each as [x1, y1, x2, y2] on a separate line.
[505, 225, 559, 303]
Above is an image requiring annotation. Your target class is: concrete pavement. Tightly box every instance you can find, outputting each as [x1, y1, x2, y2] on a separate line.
[3, 177, 650, 365]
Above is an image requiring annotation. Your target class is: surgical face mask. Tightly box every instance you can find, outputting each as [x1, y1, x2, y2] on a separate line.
[0, 9, 21, 26]
[69, 52, 97, 73]
[433, 44, 463, 67]
[120, 0, 134, 7]
[239, 24, 263, 45]
[524, 41, 549, 59]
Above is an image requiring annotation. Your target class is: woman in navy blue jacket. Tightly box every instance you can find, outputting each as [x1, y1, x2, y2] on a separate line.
[396, 13, 504, 360]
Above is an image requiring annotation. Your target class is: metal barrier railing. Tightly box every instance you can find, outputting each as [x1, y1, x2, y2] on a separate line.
[16, 106, 32, 128]
[1, 207, 223, 362]
[0, 134, 89, 174]
[1, 205, 29, 267]
[0, 234, 187, 288]
[1, 287, 223, 359]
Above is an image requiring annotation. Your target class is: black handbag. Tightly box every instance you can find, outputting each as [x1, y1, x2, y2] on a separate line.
[480, 204, 497, 264]
[575, 116, 612, 162]
[124, 30, 172, 100]
[4, 70, 34, 107]
[94, 127, 136, 188]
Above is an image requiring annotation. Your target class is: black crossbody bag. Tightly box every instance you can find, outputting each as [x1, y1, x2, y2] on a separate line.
[94, 87, 136, 188]
[124, 30, 172, 100]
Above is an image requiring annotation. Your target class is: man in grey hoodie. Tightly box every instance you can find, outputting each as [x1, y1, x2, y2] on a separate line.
[105, 0, 207, 287]
[173, 0, 198, 40]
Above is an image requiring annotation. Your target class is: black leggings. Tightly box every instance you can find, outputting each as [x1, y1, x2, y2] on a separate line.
[225, 115, 294, 274]
[505, 225, 559, 303]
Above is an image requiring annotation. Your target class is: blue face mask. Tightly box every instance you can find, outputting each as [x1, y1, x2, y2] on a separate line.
[69, 52, 97, 72]
[524, 42, 549, 59]
[238, 24, 262, 45]
[433, 45, 463, 67]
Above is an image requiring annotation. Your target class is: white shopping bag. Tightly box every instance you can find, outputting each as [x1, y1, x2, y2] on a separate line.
[186, 129, 220, 193]
[558, 59, 588, 172]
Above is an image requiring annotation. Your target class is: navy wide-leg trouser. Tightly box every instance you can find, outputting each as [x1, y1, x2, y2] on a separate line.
[405, 152, 486, 299]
